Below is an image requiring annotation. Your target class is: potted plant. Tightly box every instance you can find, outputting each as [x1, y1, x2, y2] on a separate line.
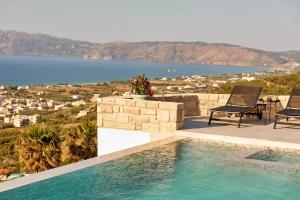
[128, 75, 153, 100]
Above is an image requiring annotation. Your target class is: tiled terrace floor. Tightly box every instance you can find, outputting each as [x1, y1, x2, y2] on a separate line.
[179, 117, 300, 146]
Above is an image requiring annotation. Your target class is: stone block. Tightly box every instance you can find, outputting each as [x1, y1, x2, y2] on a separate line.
[208, 102, 215, 108]
[170, 110, 184, 122]
[157, 110, 170, 122]
[113, 105, 120, 113]
[103, 121, 117, 128]
[198, 94, 209, 100]
[124, 107, 140, 115]
[135, 124, 142, 130]
[135, 100, 147, 108]
[159, 102, 182, 110]
[142, 123, 160, 132]
[178, 104, 184, 110]
[102, 98, 115, 104]
[200, 109, 209, 117]
[126, 100, 136, 107]
[116, 113, 129, 123]
[97, 113, 103, 127]
[148, 115, 157, 122]
[185, 110, 199, 116]
[159, 122, 177, 132]
[98, 104, 113, 113]
[117, 123, 136, 130]
[102, 113, 116, 121]
[176, 122, 184, 129]
[115, 98, 127, 106]
[140, 108, 157, 115]
[199, 99, 209, 105]
[146, 101, 159, 109]
[184, 101, 197, 109]
[129, 115, 150, 123]
[97, 98, 103, 102]
[208, 94, 219, 101]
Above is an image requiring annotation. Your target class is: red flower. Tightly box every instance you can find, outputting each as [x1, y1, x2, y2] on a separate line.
[149, 91, 154, 97]
[133, 78, 138, 84]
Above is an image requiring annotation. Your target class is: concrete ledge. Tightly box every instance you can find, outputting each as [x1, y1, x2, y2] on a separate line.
[177, 131, 300, 152]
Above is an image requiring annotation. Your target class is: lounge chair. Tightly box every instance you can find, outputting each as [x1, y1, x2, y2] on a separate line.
[273, 88, 300, 129]
[208, 86, 262, 128]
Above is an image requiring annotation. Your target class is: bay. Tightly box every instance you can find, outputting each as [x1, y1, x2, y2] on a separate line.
[0, 55, 265, 86]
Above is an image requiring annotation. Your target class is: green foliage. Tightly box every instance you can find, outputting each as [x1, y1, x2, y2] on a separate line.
[69, 90, 80, 95]
[0, 130, 20, 171]
[62, 121, 97, 164]
[16, 124, 61, 173]
[211, 72, 300, 95]
[2, 123, 14, 129]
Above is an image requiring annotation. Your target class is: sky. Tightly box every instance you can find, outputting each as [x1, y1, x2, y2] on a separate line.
[0, 0, 299, 51]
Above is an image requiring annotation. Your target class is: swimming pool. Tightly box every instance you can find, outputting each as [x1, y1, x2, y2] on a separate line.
[2, 139, 300, 200]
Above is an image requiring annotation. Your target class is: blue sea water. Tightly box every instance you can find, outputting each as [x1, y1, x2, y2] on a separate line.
[0, 56, 265, 86]
[2, 139, 300, 200]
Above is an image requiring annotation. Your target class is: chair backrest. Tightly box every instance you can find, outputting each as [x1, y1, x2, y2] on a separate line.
[226, 86, 262, 107]
[287, 88, 300, 109]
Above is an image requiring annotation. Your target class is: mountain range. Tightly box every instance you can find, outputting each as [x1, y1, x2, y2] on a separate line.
[0, 29, 299, 68]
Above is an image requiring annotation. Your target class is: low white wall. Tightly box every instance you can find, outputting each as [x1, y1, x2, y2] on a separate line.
[97, 128, 151, 156]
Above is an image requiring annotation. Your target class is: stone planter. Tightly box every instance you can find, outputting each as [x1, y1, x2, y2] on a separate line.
[132, 94, 149, 100]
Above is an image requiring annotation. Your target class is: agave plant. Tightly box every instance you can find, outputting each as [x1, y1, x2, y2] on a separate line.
[16, 124, 61, 173]
[62, 120, 97, 164]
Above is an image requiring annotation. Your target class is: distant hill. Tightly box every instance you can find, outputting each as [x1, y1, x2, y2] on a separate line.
[276, 51, 300, 63]
[0, 29, 298, 67]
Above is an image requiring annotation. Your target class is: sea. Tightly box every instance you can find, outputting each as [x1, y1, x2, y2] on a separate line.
[0, 55, 265, 86]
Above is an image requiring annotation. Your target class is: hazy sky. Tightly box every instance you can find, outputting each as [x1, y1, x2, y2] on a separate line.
[0, 0, 299, 51]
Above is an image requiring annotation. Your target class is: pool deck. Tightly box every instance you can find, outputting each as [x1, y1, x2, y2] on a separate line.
[177, 117, 300, 150]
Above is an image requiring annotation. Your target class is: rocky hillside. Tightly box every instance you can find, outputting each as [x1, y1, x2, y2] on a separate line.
[0, 29, 297, 67]
[277, 51, 300, 63]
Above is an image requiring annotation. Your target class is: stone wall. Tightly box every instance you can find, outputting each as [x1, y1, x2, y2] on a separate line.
[153, 94, 199, 116]
[97, 97, 184, 132]
[97, 94, 291, 133]
[153, 93, 290, 117]
[196, 94, 289, 117]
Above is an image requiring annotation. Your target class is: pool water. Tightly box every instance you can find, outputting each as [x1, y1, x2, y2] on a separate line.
[2, 140, 300, 200]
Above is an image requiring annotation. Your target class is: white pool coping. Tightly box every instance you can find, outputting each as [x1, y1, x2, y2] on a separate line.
[0, 135, 183, 193]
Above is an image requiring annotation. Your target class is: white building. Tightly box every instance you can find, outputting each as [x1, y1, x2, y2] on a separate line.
[29, 115, 42, 124]
[72, 95, 80, 100]
[77, 110, 89, 118]
[4, 117, 11, 124]
[17, 86, 29, 90]
[13, 116, 30, 128]
[72, 100, 86, 107]
[242, 76, 256, 81]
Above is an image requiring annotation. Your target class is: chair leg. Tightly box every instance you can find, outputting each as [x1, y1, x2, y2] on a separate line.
[208, 111, 214, 125]
[286, 117, 289, 121]
[238, 113, 243, 128]
[273, 115, 278, 129]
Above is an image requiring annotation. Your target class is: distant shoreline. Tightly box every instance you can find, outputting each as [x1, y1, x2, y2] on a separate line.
[0, 54, 265, 68]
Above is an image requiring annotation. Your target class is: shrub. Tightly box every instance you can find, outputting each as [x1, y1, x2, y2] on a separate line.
[61, 121, 97, 164]
[128, 74, 153, 96]
[16, 124, 61, 173]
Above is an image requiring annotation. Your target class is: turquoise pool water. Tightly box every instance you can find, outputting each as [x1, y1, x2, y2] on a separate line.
[2, 140, 300, 200]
